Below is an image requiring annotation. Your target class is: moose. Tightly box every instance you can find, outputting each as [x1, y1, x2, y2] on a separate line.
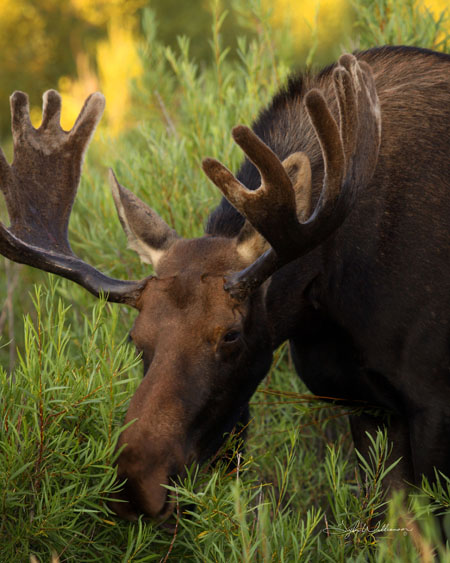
[0, 45, 449, 522]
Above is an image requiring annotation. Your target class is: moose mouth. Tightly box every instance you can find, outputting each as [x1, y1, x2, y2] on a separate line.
[109, 472, 180, 523]
[109, 430, 238, 523]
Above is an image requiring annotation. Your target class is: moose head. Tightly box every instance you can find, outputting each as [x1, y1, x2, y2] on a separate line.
[0, 54, 380, 520]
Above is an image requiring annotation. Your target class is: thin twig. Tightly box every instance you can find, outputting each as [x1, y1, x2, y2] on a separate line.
[236, 452, 242, 482]
[323, 512, 330, 537]
[154, 90, 178, 138]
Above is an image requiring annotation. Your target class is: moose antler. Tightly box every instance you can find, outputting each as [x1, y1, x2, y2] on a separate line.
[0, 90, 147, 305]
[202, 54, 381, 300]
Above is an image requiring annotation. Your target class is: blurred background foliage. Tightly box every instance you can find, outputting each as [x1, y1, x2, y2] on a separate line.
[0, 0, 448, 140]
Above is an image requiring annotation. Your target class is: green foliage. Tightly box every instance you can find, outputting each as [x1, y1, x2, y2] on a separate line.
[109, 6, 290, 248]
[1, 1, 450, 561]
[351, 0, 450, 52]
[0, 281, 160, 561]
[142, 0, 255, 65]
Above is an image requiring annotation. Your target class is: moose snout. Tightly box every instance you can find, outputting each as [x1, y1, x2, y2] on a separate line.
[109, 471, 174, 522]
[108, 359, 195, 521]
[109, 426, 188, 521]
[109, 458, 179, 522]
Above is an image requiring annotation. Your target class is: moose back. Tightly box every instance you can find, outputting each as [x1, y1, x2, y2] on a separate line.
[0, 45, 448, 521]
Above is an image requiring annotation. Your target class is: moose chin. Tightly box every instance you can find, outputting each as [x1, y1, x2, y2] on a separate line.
[0, 45, 449, 522]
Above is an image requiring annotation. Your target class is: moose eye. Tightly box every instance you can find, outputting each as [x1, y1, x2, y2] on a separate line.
[223, 330, 241, 344]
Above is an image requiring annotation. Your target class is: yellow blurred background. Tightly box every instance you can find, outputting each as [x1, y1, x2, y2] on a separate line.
[0, 0, 448, 138]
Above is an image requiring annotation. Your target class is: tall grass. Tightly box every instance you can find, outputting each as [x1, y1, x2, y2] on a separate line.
[1, 0, 449, 560]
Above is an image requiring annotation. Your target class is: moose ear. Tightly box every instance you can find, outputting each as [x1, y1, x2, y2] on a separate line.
[109, 169, 179, 269]
[235, 151, 311, 264]
[235, 220, 270, 263]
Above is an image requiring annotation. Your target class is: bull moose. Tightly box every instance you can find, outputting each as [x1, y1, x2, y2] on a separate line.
[0, 45, 449, 522]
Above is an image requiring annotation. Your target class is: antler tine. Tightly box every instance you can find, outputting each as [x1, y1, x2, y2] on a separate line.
[69, 92, 106, 151]
[40, 89, 62, 131]
[333, 55, 358, 168]
[203, 127, 308, 257]
[303, 89, 345, 213]
[201, 157, 252, 212]
[202, 127, 295, 216]
[205, 54, 381, 300]
[0, 90, 148, 307]
[10, 91, 34, 143]
[304, 54, 381, 223]
[347, 59, 382, 187]
[231, 125, 293, 194]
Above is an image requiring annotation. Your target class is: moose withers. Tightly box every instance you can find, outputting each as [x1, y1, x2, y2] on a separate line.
[0, 46, 449, 521]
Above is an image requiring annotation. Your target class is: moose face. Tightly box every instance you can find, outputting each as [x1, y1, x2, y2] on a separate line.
[109, 237, 273, 521]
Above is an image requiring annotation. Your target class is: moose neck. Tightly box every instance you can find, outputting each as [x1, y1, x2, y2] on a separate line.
[265, 248, 323, 349]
